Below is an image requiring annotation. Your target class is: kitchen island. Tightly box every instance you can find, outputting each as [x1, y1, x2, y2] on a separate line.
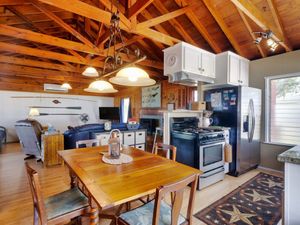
[278, 145, 300, 225]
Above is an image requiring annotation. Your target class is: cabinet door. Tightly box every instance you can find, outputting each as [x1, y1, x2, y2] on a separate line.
[135, 144, 145, 151]
[123, 132, 135, 145]
[228, 54, 240, 85]
[184, 46, 201, 74]
[135, 130, 146, 144]
[95, 133, 110, 146]
[201, 52, 215, 78]
[239, 59, 249, 86]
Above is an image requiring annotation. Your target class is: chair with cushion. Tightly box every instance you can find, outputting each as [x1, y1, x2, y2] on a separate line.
[25, 162, 90, 225]
[0, 126, 6, 150]
[15, 119, 43, 160]
[76, 139, 100, 148]
[117, 173, 198, 225]
[153, 143, 177, 161]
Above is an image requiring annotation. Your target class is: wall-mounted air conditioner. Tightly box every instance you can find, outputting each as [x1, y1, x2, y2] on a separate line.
[44, 84, 68, 93]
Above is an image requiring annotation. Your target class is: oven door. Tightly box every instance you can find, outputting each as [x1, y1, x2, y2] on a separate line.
[199, 142, 225, 172]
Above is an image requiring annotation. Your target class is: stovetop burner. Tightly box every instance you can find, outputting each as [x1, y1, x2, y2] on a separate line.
[179, 127, 223, 134]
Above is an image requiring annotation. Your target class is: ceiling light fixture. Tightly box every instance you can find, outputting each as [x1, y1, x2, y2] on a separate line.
[61, 83, 72, 89]
[253, 30, 280, 52]
[84, 80, 118, 93]
[82, 66, 99, 77]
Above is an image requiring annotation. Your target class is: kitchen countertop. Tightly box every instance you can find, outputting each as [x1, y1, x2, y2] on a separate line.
[278, 145, 300, 164]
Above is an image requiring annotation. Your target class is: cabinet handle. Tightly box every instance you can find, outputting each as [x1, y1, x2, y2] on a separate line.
[138, 133, 142, 136]
[127, 134, 132, 137]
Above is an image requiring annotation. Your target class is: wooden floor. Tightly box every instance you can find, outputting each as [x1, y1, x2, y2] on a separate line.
[0, 143, 282, 225]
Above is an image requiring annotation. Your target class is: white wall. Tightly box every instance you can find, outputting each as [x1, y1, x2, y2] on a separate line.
[0, 91, 114, 142]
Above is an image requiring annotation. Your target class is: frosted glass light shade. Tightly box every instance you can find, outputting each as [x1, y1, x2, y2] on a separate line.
[84, 80, 118, 93]
[61, 83, 72, 89]
[29, 108, 40, 117]
[82, 66, 99, 77]
[109, 67, 156, 87]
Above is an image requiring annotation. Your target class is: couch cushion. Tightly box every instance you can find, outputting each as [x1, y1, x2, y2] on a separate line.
[45, 187, 89, 220]
[119, 200, 186, 225]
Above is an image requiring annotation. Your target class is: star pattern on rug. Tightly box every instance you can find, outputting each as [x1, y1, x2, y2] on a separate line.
[245, 189, 275, 205]
[262, 179, 284, 188]
[220, 205, 256, 225]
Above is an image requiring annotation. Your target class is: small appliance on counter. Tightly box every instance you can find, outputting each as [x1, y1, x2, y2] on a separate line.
[170, 117, 226, 190]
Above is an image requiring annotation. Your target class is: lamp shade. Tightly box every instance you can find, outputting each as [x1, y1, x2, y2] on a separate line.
[29, 108, 40, 117]
[109, 67, 156, 87]
[84, 80, 118, 93]
[61, 83, 72, 89]
[82, 66, 99, 77]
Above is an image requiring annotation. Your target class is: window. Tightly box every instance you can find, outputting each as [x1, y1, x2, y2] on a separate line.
[265, 73, 300, 145]
[193, 89, 198, 102]
[120, 97, 131, 123]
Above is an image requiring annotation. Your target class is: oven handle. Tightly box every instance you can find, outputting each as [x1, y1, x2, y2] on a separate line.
[200, 167, 225, 178]
[199, 141, 225, 148]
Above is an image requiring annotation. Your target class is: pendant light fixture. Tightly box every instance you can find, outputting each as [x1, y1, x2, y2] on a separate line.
[109, 66, 155, 86]
[84, 80, 118, 93]
[82, 66, 99, 77]
[61, 83, 72, 89]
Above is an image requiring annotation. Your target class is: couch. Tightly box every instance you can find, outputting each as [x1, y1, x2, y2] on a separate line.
[64, 123, 128, 149]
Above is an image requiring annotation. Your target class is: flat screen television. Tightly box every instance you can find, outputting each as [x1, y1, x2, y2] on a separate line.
[99, 107, 120, 121]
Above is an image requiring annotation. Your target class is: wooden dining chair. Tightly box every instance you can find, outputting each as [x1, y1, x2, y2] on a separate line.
[25, 162, 90, 225]
[117, 173, 199, 225]
[153, 143, 177, 161]
[76, 139, 100, 148]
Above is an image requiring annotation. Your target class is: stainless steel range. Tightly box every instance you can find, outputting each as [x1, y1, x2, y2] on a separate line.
[170, 120, 225, 190]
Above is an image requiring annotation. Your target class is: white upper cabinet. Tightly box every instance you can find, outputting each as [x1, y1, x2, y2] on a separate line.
[163, 42, 216, 85]
[214, 51, 249, 86]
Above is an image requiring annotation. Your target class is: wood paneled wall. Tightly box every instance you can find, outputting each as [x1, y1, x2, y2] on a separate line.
[114, 80, 196, 119]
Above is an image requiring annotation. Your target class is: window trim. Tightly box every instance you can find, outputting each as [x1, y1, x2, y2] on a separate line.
[264, 72, 300, 146]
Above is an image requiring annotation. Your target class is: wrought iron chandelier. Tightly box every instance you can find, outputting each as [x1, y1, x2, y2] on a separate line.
[84, 4, 155, 93]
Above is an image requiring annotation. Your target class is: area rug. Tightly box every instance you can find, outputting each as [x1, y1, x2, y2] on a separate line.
[194, 173, 284, 225]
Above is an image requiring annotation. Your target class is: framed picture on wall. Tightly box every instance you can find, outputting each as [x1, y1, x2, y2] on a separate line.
[141, 84, 161, 108]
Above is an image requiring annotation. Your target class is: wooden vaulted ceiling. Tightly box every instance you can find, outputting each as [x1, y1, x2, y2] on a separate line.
[0, 0, 299, 95]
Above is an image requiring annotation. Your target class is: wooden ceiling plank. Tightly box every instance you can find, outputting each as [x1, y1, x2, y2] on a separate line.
[173, 0, 222, 53]
[0, 24, 103, 55]
[202, 0, 245, 56]
[35, 0, 177, 46]
[152, 1, 197, 46]
[230, 0, 292, 51]
[236, 9, 266, 58]
[0, 55, 80, 72]
[136, 6, 191, 30]
[127, 0, 154, 19]
[266, 0, 292, 50]
[32, 1, 98, 50]
[0, 41, 107, 67]
[0, 0, 29, 6]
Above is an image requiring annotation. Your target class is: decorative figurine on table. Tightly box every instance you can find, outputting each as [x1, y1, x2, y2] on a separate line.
[108, 129, 121, 159]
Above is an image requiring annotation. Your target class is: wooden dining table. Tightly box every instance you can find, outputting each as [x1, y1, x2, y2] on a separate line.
[58, 146, 201, 225]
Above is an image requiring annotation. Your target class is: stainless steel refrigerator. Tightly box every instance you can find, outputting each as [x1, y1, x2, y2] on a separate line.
[204, 86, 261, 176]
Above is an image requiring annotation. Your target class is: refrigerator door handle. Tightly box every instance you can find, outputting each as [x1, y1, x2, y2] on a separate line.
[250, 99, 255, 142]
[247, 100, 252, 142]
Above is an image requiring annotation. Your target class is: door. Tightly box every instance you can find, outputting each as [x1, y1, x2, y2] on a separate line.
[201, 52, 215, 78]
[183, 46, 200, 74]
[239, 59, 249, 86]
[238, 87, 262, 173]
[228, 54, 240, 85]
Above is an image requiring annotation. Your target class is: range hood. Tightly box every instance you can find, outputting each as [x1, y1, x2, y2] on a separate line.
[167, 71, 214, 87]
[163, 42, 215, 86]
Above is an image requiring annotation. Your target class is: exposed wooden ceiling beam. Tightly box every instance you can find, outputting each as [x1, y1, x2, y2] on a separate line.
[174, 0, 222, 53]
[136, 6, 190, 30]
[152, 0, 197, 46]
[0, 24, 103, 55]
[35, 0, 178, 46]
[127, 0, 154, 19]
[0, 41, 104, 67]
[266, 0, 292, 51]
[0, 55, 80, 72]
[236, 8, 266, 58]
[0, 0, 29, 5]
[230, 0, 292, 51]
[32, 1, 97, 49]
[202, 0, 245, 56]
